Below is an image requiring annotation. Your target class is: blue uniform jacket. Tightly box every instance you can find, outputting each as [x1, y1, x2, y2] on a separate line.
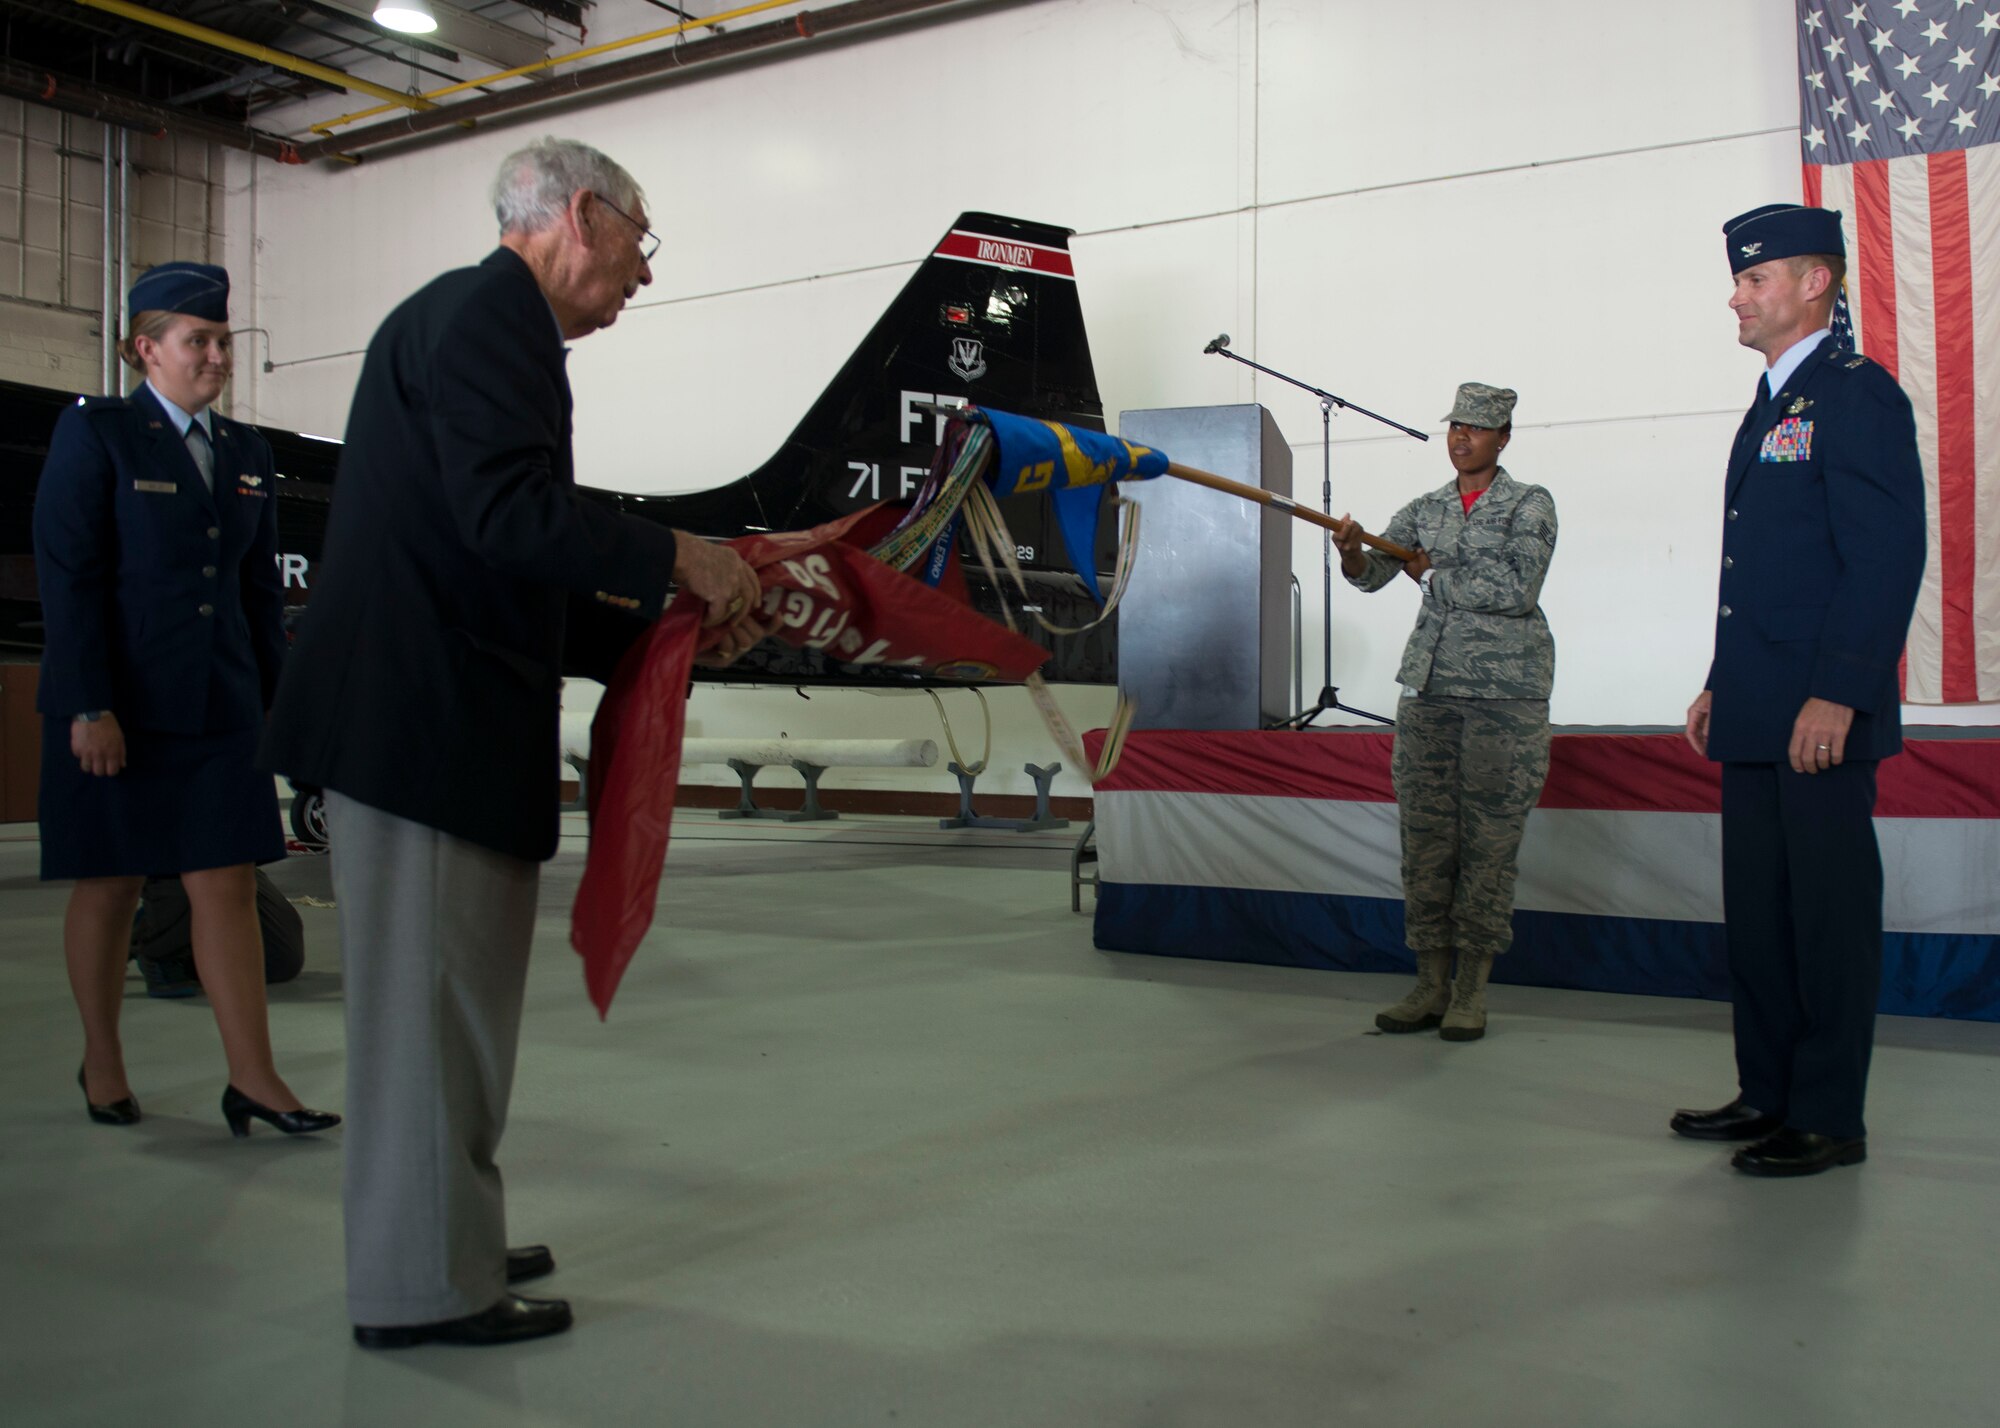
[260, 247, 678, 864]
[33, 384, 286, 735]
[1704, 341, 1926, 763]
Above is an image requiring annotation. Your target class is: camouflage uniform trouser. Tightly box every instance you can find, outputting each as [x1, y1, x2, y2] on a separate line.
[1390, 694, 1552, 958]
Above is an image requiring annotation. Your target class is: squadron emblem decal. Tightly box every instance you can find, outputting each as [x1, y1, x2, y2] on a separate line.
[947, 337, 987, 382]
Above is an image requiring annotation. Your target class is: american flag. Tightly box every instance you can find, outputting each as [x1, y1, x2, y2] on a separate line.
[1798, 0, 2000, 702]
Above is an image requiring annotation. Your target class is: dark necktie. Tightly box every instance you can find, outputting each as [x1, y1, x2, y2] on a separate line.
[185, 420, 214, 493]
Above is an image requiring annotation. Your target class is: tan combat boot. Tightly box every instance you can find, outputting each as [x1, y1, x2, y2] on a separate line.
[1439, 950, 1494, 1042]
[1375, 948, 1453, 1033]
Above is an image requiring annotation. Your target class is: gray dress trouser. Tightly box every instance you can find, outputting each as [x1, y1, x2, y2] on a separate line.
[326, 791, 540, 1327]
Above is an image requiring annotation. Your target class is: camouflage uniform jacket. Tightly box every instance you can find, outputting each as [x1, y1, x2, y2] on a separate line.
[1345, 467, 1558, 699]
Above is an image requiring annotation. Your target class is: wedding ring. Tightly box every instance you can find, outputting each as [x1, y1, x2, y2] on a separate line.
[1816, 743, 1830, 751]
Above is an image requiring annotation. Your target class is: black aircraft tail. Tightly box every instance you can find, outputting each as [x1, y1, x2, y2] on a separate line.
[621, 212, 1107, 576]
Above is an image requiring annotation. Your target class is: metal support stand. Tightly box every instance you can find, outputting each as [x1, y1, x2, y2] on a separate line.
[1202, 338, 1426, 729]
[718, 758, 839, 822]
[560, 752, 588, 813]
[1070, 819, 1098, 912]
[940, 761, 1070, 833]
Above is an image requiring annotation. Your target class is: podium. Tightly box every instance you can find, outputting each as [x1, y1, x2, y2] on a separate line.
[1115, 404, 1293, 730]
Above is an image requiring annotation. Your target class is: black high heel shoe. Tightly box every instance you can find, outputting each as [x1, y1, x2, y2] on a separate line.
[79, 1065, 141, 1126]
[221, 1084, 341, 1139]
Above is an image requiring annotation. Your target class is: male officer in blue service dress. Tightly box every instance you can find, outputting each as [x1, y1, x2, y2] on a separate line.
[262, 138, 766, 1347]
[1675, 204, 1926, 1178]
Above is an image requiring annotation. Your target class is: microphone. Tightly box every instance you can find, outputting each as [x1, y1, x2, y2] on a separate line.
[1203, 333, 1231, 354]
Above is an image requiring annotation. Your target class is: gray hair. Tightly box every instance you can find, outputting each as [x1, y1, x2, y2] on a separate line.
[491, 136, 644, 236]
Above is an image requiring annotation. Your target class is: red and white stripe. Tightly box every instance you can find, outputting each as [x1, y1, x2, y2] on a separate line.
[931, 229, 1076, 280]
[1807, 151, 2000, 702]
[1088, 730, 2000, 936]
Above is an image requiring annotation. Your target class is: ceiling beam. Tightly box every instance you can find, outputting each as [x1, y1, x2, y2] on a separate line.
[301, 0, 553, 72]
[0, 55, 302, 161]
[295, 0, 988, 163]
[68, 0, 437, 110]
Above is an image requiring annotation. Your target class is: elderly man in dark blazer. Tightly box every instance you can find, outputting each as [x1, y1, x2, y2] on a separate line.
[263, 137, 765, 1347]
[1676, 204, 1926, 1178]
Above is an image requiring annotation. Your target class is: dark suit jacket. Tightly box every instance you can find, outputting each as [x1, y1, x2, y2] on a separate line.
[34, 384, 284, 734]
[261, 247, 678, 862]
[1704, 338, 1926, 763]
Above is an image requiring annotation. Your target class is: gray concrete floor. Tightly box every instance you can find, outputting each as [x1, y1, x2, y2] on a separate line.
[3, 812, 1998, 1428]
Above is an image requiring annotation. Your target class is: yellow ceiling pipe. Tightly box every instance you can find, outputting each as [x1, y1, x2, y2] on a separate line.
[308, 0, 798, 135]
[70, 0, 436, 111]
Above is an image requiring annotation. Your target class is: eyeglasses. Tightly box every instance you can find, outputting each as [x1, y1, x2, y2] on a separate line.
[592, 191, 660, 264]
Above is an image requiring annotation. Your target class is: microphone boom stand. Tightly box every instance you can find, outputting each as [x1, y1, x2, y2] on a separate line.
[1203, 336, 1429, 729]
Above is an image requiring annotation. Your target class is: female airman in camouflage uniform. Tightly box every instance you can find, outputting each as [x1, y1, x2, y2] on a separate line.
[1334, 382, 1558, 1041]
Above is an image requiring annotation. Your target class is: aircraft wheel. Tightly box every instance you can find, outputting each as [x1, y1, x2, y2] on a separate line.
[289, 788, 329, 849]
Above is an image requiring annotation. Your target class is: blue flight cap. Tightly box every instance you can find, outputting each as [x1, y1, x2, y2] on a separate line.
[1723, 204, 1845, 274]
[128, 261, 230, 322]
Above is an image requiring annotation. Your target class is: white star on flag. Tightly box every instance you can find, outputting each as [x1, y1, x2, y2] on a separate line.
[1984, 12, 2000, 37]
[1951, 106, 1979, 131]
[1899, 112, 1925, 138]
[1810, 69, 1829, 89]
[1851, 119, 1875, 143]
[1847, 1, 1871, 22]
[1925, 79, 1953, 104]
[1827, 34, 1850, 58]
[1873, 88, 1902, 112]
[1897, 51, 1925, 78]
[1832, 93, 1853, 117]
[1807, 7, 1826, 28]
[1981, 70, 2000, 95]
[1951, 44, 1979, 69]
[1849, 60, 1876, 87]
[1924, 18, 1950, 43]
[1894, 0, 1922, 14]
[1873, 27, 1900, 52]
[1807, 123, 1829, 150]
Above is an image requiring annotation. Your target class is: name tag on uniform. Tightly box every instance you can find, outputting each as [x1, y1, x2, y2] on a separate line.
[1758, 418, 1814, 463]
[133, 479, 177, 494]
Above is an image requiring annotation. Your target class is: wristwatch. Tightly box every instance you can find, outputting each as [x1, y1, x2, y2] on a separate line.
[73, 710, 111, 723]
[1418, 569, 1436, 598]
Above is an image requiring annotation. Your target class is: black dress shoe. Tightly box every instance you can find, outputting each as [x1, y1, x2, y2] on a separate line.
[78, 1066, 141, 1126]
[1732, 1128, 1867, 1178]
[221, 1084, 342, 1139]
[1670, 1098, 1782, 1142]
[506, 1245, 555, 1284]
[353, 1294, 573, 1349]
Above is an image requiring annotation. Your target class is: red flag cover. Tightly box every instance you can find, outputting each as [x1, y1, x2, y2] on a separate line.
[570, 508, 1049, 1016]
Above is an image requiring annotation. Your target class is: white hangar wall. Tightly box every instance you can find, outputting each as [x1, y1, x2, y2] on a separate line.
[218, 0, 1995, 801]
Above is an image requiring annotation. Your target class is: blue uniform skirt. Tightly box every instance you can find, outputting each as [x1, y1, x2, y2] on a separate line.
[39, 719, 285, 880]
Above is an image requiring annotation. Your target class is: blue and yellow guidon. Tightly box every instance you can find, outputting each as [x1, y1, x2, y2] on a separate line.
[972, 407, 1171, 605]
[980, 407, 1168, 498]
[1759, 417, 1815, 463]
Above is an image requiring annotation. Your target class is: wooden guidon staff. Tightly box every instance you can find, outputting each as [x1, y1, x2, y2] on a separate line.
[1157, 462, 1418, 563]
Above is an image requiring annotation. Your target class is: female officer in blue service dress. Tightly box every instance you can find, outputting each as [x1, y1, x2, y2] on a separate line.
[1332, 383, 1559, 1043]
[34, 261, 337, 1139]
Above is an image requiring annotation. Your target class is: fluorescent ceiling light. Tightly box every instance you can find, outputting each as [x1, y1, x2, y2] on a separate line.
[374, 2, 438, 34]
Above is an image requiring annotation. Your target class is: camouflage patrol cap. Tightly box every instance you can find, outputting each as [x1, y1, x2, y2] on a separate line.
[1441, 381, 1517, 430]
